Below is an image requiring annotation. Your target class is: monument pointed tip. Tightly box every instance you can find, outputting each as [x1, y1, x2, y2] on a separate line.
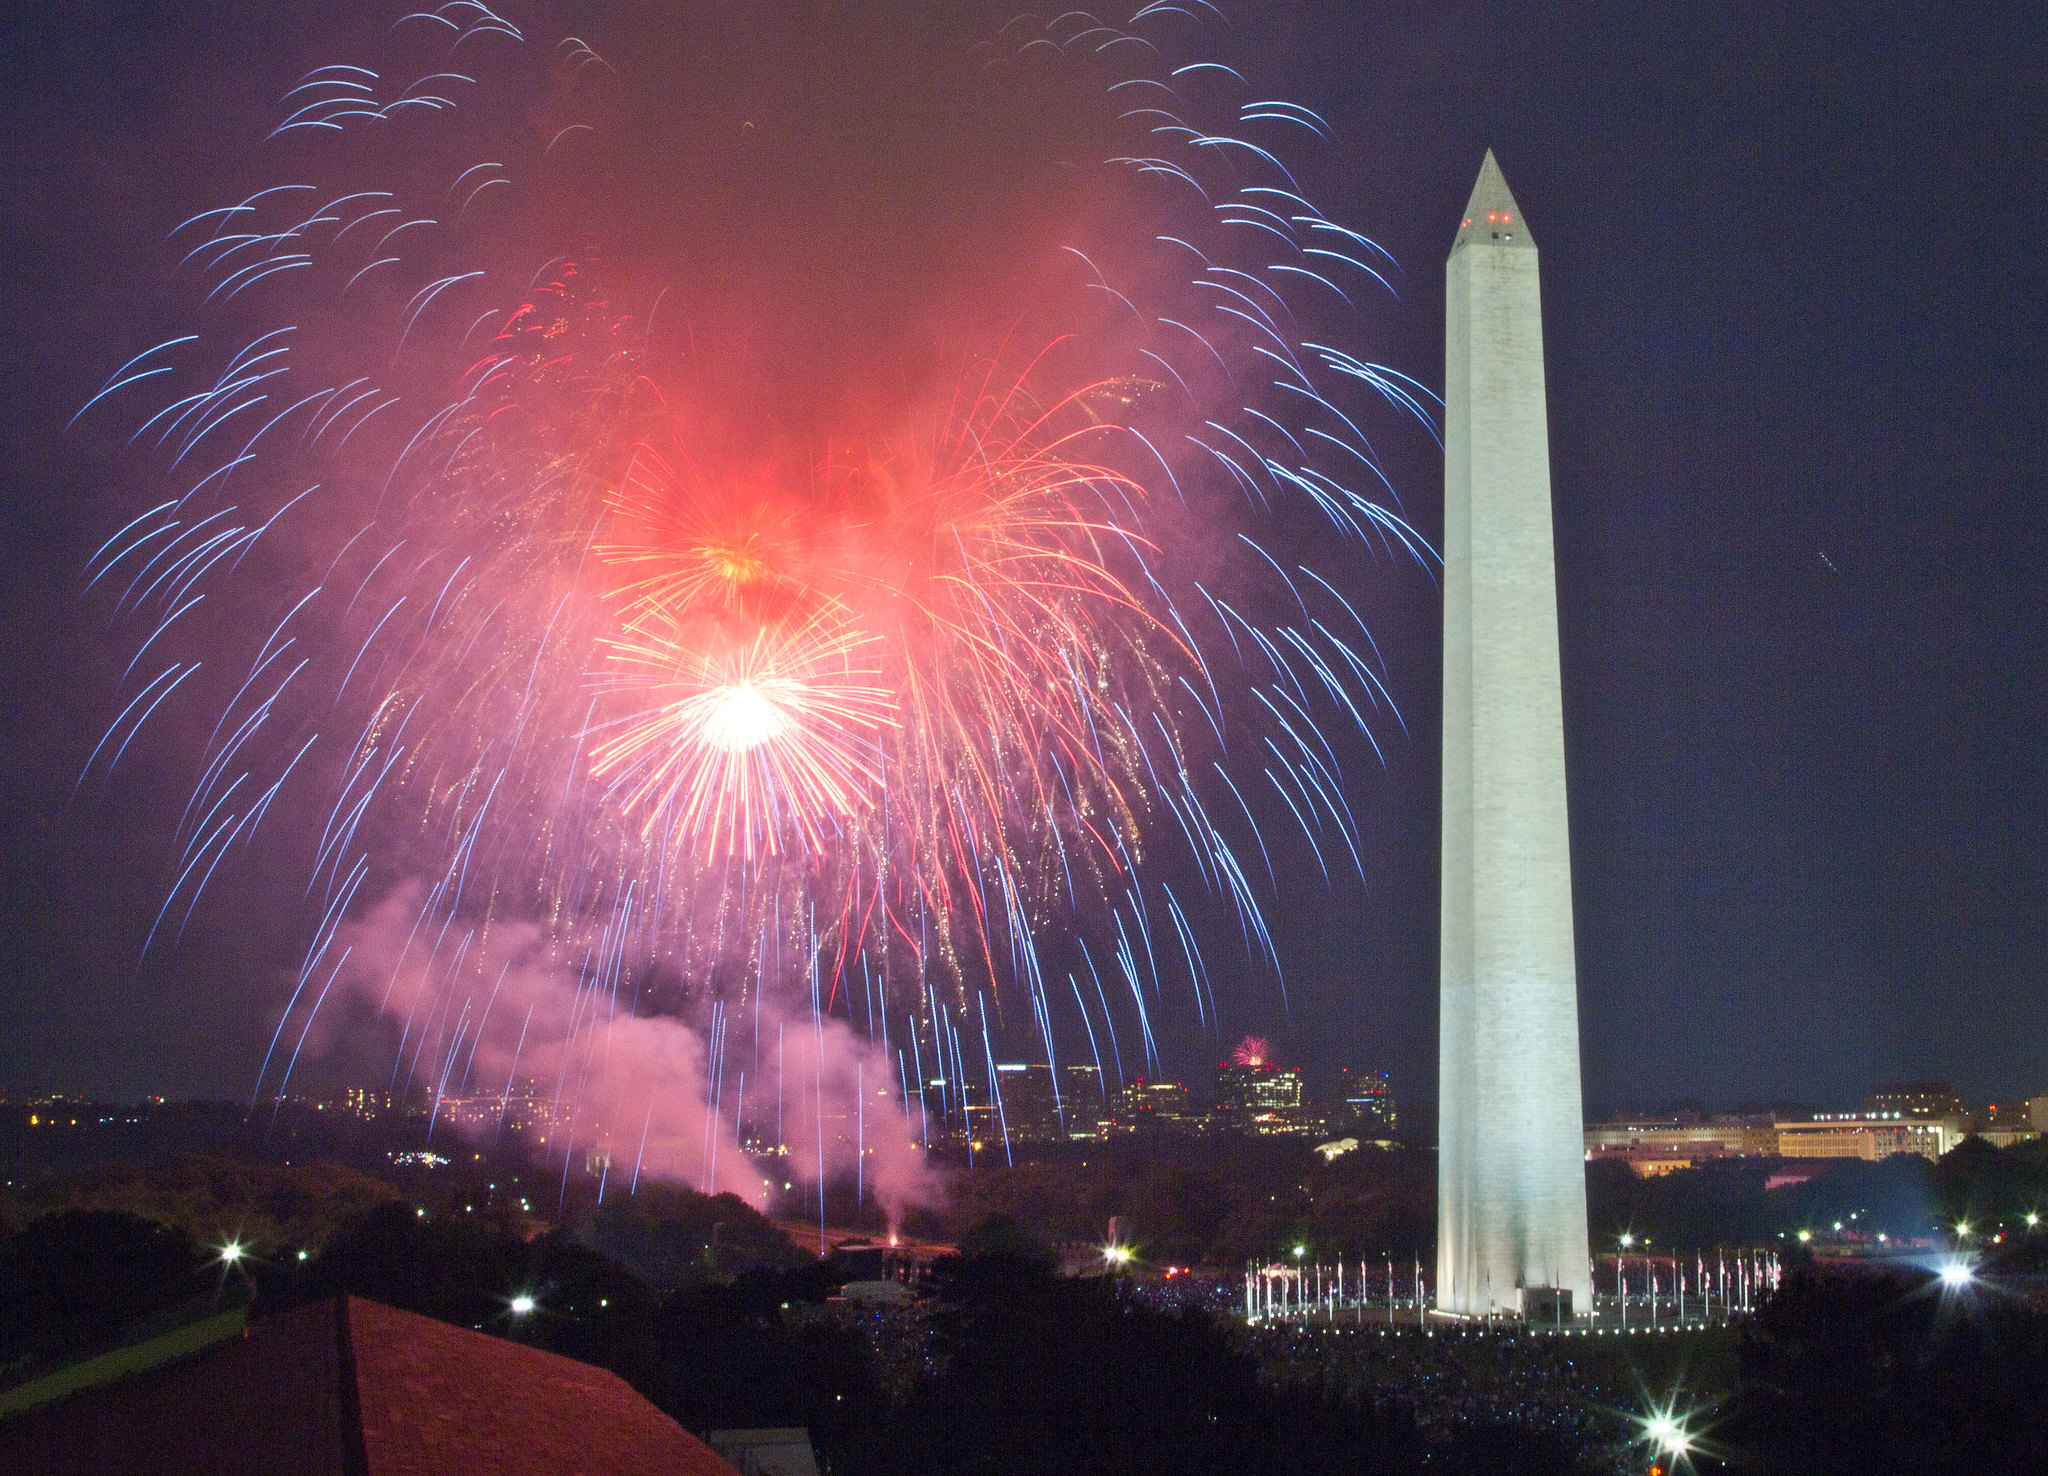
[1453, 150, 1534, 254]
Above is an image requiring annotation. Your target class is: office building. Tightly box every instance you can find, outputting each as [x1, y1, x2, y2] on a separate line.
[1776, 1112, 1969, 1162]
[1329, 1067, 1399, 1143]
[1583, 1113, 1778, 1175]
[1215, 1060, 1316, 1135]
[1861, 1082, 1965, 1119]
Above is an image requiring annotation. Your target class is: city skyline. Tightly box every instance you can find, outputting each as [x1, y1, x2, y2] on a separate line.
[3, 3, 2044, 1125]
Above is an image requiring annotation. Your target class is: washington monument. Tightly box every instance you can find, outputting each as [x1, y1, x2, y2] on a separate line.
[1435, 152, 1593, 1319]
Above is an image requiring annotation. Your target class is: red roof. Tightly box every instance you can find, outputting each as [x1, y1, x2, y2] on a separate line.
[0, 1295, 736, 1476]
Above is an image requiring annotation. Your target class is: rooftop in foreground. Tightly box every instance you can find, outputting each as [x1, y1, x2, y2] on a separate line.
[0, 1293, 737, 1476]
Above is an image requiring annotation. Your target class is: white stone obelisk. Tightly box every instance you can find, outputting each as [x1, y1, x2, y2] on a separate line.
[1435, 152, 1592, 1320]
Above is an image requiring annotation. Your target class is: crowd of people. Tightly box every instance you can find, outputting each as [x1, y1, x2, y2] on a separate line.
[1245, 1320, 1654, 1470]
[816, 1267, 1681, 1475]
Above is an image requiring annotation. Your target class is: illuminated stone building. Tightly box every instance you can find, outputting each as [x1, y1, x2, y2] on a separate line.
[1861, 1081, 1965, 1119]
[1776, 1112, 1969, 1162]
[1582, 1112, 1778, 1175]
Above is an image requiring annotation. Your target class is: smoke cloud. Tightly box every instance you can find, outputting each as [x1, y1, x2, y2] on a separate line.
[330, 885, 938, 1224]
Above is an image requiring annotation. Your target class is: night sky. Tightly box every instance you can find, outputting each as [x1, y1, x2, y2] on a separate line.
[3, 2, 2043, 1125]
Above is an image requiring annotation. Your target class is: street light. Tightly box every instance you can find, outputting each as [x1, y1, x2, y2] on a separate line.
[509, 1294, 537, 1316]
[1618, 1232, 1635, 1249]
[218, 1241, 244, 1266]
[1645, 1416, 1690, 1455]
[1639, 1402, 1698, 1466]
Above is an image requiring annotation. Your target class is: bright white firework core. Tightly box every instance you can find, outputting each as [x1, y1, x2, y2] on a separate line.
[700, 680, 793, 751]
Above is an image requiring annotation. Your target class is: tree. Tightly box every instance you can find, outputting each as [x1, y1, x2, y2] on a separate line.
[588, 1184, 811, 1288]
[0, 1210, 208, 1369]
[1729, 1262, 2048, 1475]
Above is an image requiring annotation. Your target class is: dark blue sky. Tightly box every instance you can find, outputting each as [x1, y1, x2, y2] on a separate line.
[3, 2, 2043, 1120]
[1278, 1, 2048, 1116]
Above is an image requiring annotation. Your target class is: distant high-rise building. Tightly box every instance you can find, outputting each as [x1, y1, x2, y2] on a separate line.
[344, 1086, 390, 1118]
[1435, 152, 1593, 1321]
[1975, 1101, 2040, 1149]
[1330, 1068, 1398, 1142]
[1117, 1077, 1203, 1134]
[1059, 1065, 1114, 1138]
[1216, 1061, 1315, 1135]
[913, 1074, 992, 1146]
[991, 1064, 1063, 1142]
[983, 1064, 1115, 1142]
[1862, 1082, 1965, 1119]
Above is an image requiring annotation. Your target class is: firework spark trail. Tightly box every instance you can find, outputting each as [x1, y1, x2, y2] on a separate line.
[79, 2, 1436, 1211]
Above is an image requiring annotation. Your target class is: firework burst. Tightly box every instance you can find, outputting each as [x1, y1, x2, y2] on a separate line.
[78, 0, 1436, 1205]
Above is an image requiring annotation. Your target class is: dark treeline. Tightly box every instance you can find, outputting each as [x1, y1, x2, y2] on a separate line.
[0, 1192, 1590, 1475]
[1585, 1137, 2048, 1254]
[911, 1136, 1437, 1261]
[905, 1134, 2048, 1266]
[12, 1099, 2047, 1267]
[6, 1158, 2048, 1474]
[1729, 1256, 2048, 1475]
[0, 1099, 444, 1178]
